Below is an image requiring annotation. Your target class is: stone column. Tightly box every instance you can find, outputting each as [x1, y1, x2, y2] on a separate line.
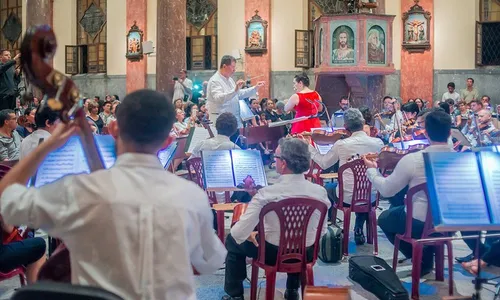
[245, 1, 271, 99]
[126, 0, 147, 93]
[26, 0, 53, 27]
[156, 0, 186, 98]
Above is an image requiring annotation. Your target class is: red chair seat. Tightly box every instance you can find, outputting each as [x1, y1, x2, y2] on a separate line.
[0, 267, 26, 286]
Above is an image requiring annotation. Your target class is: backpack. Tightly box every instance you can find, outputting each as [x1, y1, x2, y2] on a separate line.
[318, 225, 343, 263]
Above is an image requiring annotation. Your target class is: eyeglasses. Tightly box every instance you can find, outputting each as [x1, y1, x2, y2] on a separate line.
[274, 155, 284, 160]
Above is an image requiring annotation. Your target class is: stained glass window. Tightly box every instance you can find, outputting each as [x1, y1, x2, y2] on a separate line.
[0, 0, 22, 52]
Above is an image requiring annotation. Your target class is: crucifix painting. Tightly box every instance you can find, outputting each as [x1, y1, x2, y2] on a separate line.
[402, 0, 431, 52]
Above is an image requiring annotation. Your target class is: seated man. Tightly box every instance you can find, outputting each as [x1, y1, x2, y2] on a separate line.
[0, 89, 226, 299]
[190, 112, 240, 158]
[0, 109, 22, 161]
[20, 106, 59, 159]
[308, 108, 383, 245]
[0, 216, 46, 283]
[222, 138, 330, 300]
[363, 110, 454, 276]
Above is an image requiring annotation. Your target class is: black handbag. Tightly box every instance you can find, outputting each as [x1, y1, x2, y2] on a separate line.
[318, 225, 343, 263]
[349, 255, 409, 300]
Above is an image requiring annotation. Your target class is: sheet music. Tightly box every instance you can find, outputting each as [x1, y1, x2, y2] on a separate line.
[451, 128, 471, 147]
[426, 152, 491, 225]
[95, 135, 116, 169]
[478, 152, 500, 224]
[202, 150, 235, 188]
[333, 113, 345, 128]
[187, 127, 214, 153]
[35, 136, 90, 187]
[157, 142, 178, 168]
[231, 150, 267, 187]
[239, 100, 255, 121]
[315, 143, 333, 154]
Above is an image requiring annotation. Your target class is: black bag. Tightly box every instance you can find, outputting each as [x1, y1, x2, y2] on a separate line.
[349, 255, 409, 300]
[318, 225, 343, 263]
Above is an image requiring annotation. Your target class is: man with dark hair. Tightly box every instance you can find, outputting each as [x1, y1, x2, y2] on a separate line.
[332, 96, 350, 127]
[191, 112, 240, 158]
[442, 82, 460, 104]
[19, 106, 59, 159]
[0, 109, 21, 160]
[364, 110, 454, 276]
[173, 69, 193, 102]
[0, 89, 226, 299]
[460, 77, 479, 103]
[207, 55, 265, 128]
[309, 108, 383, 244]
[0, 50, 21, 110]
[222, 138, 330, 300]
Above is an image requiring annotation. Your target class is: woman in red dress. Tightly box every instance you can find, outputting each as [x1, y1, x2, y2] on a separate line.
[285, 73, 323, 134]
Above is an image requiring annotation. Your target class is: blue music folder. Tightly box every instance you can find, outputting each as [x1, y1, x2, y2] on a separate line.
[424, 151, 500, 231]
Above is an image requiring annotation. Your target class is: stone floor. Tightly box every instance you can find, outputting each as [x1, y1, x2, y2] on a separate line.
[1, 167, 499, 299]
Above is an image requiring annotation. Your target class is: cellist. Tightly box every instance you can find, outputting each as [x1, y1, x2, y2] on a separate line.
[0, 90, 227, 299]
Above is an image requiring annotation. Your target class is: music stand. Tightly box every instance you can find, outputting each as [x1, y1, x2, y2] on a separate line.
[424, 151, 500, 299]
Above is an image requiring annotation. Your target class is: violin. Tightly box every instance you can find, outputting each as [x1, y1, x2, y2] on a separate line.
[21, 25, 105, 282]
[310, 128, 351, 145]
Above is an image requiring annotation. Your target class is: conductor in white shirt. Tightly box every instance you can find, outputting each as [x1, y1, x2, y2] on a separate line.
[363, 110, 454, 276]
[0, 89, 227, 300]
[308, 108, 383, 245]
[19, 106, 59, 159]
[222, 138, 330, 300]
[206, 55, 265, 128]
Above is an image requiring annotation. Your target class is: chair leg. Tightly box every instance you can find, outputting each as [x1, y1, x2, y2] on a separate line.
[306, 264, 314, 286]
[342, 210, 351, 256]
[371, 211, 378, 255]
[447, 242, 454, 296]
[250, 264, 259, 300]
[265, 270, 277, 300]
[435, 244, 445, 282]
[366, 215, 373, 245]
[19, 272, 26, 286]
[392, 236, 400, 271]
[411, 244, 423, 300]
[217, 211, 225, 243]
[331, 207, 338, 226]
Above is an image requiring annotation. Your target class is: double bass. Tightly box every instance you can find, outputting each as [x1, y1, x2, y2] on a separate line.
[20, 25, 106, 282]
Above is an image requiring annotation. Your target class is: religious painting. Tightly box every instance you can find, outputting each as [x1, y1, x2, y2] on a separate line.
[126, 22, 144, 61]
[367, 23, 386, 65]
[245, 10, 268, 54]
[330, 21, 357, 65]
[402, 0, 431, 52]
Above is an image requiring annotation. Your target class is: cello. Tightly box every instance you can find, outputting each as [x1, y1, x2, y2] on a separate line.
[20, 25, 105, 282]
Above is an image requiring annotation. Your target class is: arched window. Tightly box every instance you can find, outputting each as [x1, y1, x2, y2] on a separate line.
[186, 0, 217, 70]
[0, 0, 22, 52]
[66, 0, 107, 74]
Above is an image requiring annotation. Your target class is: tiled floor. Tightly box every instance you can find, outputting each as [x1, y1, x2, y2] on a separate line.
[1, 168, 499, 299]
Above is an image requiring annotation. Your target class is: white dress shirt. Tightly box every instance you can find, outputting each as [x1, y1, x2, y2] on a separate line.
[385, 110, 404, 132]
[190, 135, 240, 158]
[19, 129, 51, 160]
[1, 153, 227, 300]
[173, 78, 193, 101]
[230, 174, 330, 247]
[206, 71, 257, 128]
[309, 131, 384, 204]
[367, 144, 453, 222]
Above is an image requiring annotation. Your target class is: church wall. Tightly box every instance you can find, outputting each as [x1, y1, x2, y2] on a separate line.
[218, 0, 246, 71]
[53, 0, 77, 76]
[384, 0, 402, 97]
[146, 0, 157, 75]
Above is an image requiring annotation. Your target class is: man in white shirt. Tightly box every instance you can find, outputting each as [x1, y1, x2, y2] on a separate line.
[191, 112, 240, 158]
[363, 110, 454, 276]
[19, 106, 58, 159]
[0, 89, 227, 300]
[173, 69, 193, 102]
[223, 138, 330, 300]
[442, 82, 460, 104]
[331, 96, 350, 127]
[309, 108, 383, 245]
[207, 55, 265, 128]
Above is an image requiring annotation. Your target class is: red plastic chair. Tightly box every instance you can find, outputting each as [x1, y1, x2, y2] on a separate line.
[304, 161, 323, 186]
[250, 198, 328, 300]
[332, 159, 378, 256]
[0, 267, 26, 286]
[392, 183, 454, 299]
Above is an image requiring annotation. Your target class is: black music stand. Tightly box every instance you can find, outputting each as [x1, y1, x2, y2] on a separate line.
[423, 151, 500, 300]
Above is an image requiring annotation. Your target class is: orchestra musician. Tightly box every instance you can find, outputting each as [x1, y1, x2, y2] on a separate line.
[0, 89, 227, 299]
[19, 106, 58, 159]
[363, 110, 454, 277]
[206, 55, 265, 129]
[464, 109, 497, 147]
[222, 138, 330, 300]
[0, 51, 21, 110]
[331, 96, 350, 128]
[306, 108, 384, 245]
[284, 73, 323, 134]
